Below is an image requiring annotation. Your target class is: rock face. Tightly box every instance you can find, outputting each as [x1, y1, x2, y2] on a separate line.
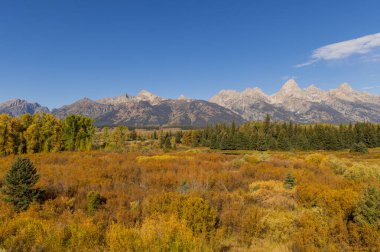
[209, 79, 380, 123]
[2, 80, 380, 126]
[51, 98, 114, 119]
[52, 94, 245, 127]
[0, 99, 49, 116]
[97, 90, 163, 106]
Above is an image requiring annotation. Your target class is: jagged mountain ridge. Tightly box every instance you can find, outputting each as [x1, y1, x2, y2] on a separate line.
[209, 79, 380, 123]
[51, 91, 244, 127]
[1, 80, 380, 126]
[0, 99, 49, 117]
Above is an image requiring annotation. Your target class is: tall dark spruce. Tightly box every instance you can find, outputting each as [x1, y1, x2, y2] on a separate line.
[1, 157, 41, 211]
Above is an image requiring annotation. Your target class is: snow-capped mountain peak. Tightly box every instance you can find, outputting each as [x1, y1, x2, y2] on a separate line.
[243, 87, 266, 97]
[271, 79, 304, 103]
[305, 84, 321, 93]
[337, 83, 353, 92]
[135, 90, 163, 104]
[208, 80, 380, 123]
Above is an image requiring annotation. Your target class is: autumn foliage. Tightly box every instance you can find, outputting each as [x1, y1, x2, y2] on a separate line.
[0, 147, 378, 251]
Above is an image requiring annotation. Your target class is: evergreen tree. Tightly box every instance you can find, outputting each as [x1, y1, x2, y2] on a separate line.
[175, 131, 182, 144]
[350, 142, 368, 153]
[1, 157, 41, 211]
[164, 136, 172, 150]
[181, 132, 191, 146]
[256, 131, 268, 151]
[353, 187, 380, 230]
[209, 133, 218, 149]
[191, 131, 199, 147]
[130, 130, 138, 141]
[102, 127, 110, 149]
[284, 172, 296, 189]
[87, 191, 107, 215]
[152, 130, 158, 140]
[264, 114, 271, 135]
[277, 129, 291, 150]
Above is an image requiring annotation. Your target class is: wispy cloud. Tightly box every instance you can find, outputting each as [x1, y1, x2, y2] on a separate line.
[362, 54, 380, 62]
[362, 85, 380, 90]
[296, 32, 380, 67]
[281, 75, 297, 80]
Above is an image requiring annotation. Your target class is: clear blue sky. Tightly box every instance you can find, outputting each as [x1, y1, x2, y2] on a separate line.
[1, 0, 380, 108]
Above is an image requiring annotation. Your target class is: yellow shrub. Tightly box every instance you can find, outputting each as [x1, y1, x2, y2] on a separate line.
[249, 180, 286, 193]
[142, 193, 217, 237]
[243, 154, 259, 164]
[106, 224, 142, 252]
[261, 210, 295, 243]
[0, 216, 63, 252]
[321, 155, 380, 180]
[140, 214, 199, 251]
[248, 180, 296, 210]
[64, 217, 104, 251]
[305, 153, 325, 166]
[136, 154, 193, 163]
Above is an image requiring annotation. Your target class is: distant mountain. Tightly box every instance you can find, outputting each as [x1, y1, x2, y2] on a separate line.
[51, 98, 114, 119]
[2, 80, 380, 126]
[209, 79, 380, 123]
[98, 90, 164, 106]
[52, 92, 244, 127]
[0, 99, 49, 117]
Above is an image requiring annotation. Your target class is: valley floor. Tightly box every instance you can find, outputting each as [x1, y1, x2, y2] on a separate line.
[0, 148, 379, 251]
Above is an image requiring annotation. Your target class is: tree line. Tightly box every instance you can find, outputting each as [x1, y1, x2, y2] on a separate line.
[0, 113, 94, 155]
[155, 115, 380, 151]
[100, 116, 380, 152]
[1, 113, 380, 154]
[187, 116, 380, 151]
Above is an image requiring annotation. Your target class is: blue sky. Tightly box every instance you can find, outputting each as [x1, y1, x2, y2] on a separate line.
[1, 0, 380, 108]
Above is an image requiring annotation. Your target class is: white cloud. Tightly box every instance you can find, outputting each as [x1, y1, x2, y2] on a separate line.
[296, 32, 380, 67]
[362, 85, 380, 90]
[362, 54, 380, 62]
[281, 75, 297, 80]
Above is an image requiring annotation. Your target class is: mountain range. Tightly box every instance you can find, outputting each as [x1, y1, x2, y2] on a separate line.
[210, 79, 380, 123]
[1, 79, 379, 127]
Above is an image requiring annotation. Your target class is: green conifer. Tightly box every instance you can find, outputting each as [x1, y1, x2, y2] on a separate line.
[1, 157, 41, 211]
[284, 172, 296, 189]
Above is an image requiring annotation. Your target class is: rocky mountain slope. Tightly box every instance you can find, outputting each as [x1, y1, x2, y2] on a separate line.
[2, 80, 380, 126]
[0, 99, 49, 117]
[51, 91, 245, 127]
[209, 79, 380, 123]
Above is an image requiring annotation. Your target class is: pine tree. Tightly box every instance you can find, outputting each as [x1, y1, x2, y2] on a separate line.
[210, 133, 218, 149]
[175, 131, 182, 144]
[350, 142, 368, 153]
[130, 130, 138, 141]
[181, 132, 191, 146]
[284, 172, 296, 189]
[102, 127, 110, 149]
[1, 157, 41, 211]
[256, 131, 268, 151]
[353, 187, 380, 229]
[264, 114, 271, 135]
[191, 131, 199, 147]
[87, 191, 107, 215]
[277, 129, 291, 150]
[164, 136, 172, 150]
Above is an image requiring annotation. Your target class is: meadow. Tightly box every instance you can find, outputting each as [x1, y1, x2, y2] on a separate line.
[0, 147, 379, 251]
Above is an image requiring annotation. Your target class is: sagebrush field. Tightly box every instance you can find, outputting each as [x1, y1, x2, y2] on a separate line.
[0, 147, 379, 251]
